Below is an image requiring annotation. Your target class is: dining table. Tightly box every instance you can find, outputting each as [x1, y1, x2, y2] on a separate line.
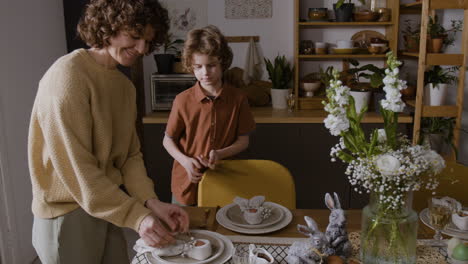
[132, 206, 451, 264]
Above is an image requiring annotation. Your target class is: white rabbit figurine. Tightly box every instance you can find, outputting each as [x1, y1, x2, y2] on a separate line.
[324, 192, 352, 259]
[286, 216, 329, 264]
[234, 196, 271, 225]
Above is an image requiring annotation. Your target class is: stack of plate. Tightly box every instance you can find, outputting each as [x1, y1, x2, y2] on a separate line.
[145, 230, 234, 264]
[216, 202, 293, 234]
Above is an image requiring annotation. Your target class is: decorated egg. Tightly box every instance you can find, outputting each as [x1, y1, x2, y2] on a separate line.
[448, 237, 462, 256]
[326, 255, 344, 264]
[452, 243, 468, 261]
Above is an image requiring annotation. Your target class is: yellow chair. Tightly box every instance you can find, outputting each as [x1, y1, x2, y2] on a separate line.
[197, 160, 296, 209]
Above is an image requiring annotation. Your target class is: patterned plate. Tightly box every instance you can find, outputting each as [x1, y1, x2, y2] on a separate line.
[420, 208, 468, 240]
[217, 203, 292, 235]
[225, 202, 284, 229]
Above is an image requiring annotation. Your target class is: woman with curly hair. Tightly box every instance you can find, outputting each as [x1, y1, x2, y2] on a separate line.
[28, 0, 189, 263]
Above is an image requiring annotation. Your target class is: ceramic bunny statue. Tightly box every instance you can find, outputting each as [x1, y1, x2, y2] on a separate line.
[286, 216, 330, 264]
[233, 196, 271, 224]
[324, 192, 352, 259]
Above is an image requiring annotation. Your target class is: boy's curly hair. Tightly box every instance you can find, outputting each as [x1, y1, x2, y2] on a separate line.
[77, 0, 169, 54]
[182, 25, 233, 72]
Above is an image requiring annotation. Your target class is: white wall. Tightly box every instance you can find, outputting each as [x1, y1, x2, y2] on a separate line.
[143, 0, 294, 113]
[0, 0, 67, 263]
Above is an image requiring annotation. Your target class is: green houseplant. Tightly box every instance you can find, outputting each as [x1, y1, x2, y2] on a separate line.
[427, 15, 462, 53]
[154, 33, 184, 74]
[264, 55, 293, 109]
[424, 66, 458, 105]
[402, 19, 421, 52]
[419, 117, 458, 157]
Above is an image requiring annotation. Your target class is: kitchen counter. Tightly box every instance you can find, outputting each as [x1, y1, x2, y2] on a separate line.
[143, 107, 413, 124]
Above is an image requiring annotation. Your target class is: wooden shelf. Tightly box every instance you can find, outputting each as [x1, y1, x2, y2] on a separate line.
[399, 51, 419, 58]
[422, 105, 459, 117]
[143, 107, 413, 124]
[427, 54, 464, 66]
[400, 1, 422, 14]
[298, 22, 394, 27]
[299, 54, 387, 59]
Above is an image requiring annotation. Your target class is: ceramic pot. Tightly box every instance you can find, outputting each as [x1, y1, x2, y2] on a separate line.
[424, 83, 448, 106]
[361, 192, 418, 264]
[333, 3, 354, 22]
[428, 38, 443, 53]
[271, 88, 289, 109]
[350, 90, 371, 113]
[154, 54, 174, 74]
[404, 36, 419, 53]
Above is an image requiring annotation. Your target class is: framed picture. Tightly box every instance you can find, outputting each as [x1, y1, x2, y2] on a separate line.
[160, 0, 208, 39]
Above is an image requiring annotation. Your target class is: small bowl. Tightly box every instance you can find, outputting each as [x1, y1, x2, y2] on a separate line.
[368, 46, 382, 54]
[353, 11, 379, 22]
[370, 37, 388, 44]
[301, 81, 321, 97]
[315, 47, 327, 54]
[308, 8, 328, 21]
[452, 210, 468, 231]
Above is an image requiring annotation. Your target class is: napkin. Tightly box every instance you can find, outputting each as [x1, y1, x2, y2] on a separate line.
[242, 37, 263, 85]
[133, 238, 185, 257]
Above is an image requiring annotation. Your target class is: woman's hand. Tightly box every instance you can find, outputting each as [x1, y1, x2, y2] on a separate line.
[138, 214, 176, 248]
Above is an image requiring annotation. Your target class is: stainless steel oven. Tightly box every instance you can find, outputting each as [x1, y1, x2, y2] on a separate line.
[150, 73, 197, 111]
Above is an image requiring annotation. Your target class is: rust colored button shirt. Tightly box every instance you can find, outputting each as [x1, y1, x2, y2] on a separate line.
[165, 82, 256, 205]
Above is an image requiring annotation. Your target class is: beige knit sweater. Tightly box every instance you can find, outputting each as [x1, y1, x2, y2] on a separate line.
[28, 49, 156, 231]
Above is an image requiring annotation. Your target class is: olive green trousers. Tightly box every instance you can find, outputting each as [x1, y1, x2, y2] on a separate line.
[32, 208, 129, 264]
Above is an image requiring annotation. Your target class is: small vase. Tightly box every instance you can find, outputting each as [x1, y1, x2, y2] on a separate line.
[360, 192, 418, 264]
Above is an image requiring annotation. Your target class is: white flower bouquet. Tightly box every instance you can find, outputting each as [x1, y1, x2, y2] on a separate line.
[323, 52, 446, 263]
[324, 51, 445, 209]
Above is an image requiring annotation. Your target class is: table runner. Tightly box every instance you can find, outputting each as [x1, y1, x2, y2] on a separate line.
[132, 232, 449, 264]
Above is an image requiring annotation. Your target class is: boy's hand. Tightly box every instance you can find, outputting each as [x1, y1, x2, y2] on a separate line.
[182, 157, 204, 183]
[208, 149, 220, 169]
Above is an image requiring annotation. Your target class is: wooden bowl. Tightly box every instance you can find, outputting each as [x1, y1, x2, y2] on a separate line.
[353, 11, 379, 22]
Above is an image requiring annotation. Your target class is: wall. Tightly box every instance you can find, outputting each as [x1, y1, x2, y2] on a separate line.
[0, 0, 67, 263]
[143, 0, 294, 113]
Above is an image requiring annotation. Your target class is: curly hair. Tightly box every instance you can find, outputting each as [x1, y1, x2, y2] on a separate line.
[77, 0, 169, 53]
[182, 25, 233, 72]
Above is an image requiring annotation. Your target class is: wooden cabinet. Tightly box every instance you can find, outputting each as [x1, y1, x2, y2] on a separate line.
[293, 0, 400, 110]
[143, 120, 411, 209]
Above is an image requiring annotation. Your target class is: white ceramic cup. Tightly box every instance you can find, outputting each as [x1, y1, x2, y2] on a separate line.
[314, 42, 327, 48]
[336, 40, 353, 49]
[243, 209, 264, 225]
[187, 239, 212, 261]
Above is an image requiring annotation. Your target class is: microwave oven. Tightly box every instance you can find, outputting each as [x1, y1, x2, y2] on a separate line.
[150, 73, 197, 111]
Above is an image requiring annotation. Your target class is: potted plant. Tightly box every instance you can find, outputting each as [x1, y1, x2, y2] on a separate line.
[419, 117, 457, 157]
[334, 0, 365, 22]
[427, 15, 462, 53]
[424, 65, 458, 105]
[402, 19, 421, 52]
[345, 59, 386, 113]
[264, 55, 293, 109]
[154, 33, 184, 74]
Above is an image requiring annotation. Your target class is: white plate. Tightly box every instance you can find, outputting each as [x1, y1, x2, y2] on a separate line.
[152, 230, 224, 264]
[217, 202, 293, 234]
[225, 202, 284, 229]
[420, 208, 468, 240]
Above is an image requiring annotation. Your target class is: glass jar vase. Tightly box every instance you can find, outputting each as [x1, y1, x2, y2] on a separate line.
[360, 191, 418, 264]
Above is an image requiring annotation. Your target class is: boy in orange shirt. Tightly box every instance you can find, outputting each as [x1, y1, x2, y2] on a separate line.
[163, 25, 256, 205]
